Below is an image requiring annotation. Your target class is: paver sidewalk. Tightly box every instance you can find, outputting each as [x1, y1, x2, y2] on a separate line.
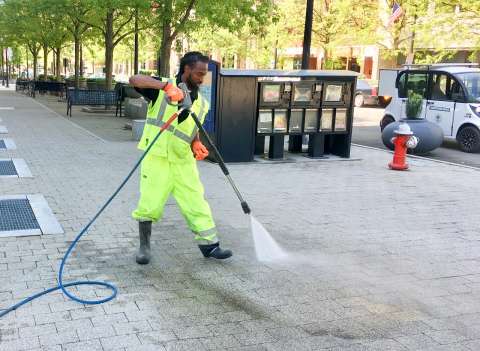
[1, 90, 480, 350]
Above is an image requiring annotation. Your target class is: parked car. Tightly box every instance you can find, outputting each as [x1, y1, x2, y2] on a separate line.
[378, 63, 480, 152]
[354, 79, 379, 107]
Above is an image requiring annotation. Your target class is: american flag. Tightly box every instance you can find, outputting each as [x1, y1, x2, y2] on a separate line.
[388, 2, 404, 25]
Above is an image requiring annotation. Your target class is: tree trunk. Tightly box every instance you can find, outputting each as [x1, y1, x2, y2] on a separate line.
[322, 47, 330, 69]
[56, 47, 61, 80]
[26, 45, 29, 79]
[0, 47, 4, 85]
[74, 33, 80, 88]
[43, 44, 48, 80]
[104, 10, 115, 90]
[134, 8, 139, 74]
[6, 51, 9, 87]
[346, 47, 353, 70]
[52, 51, 56, 77]
[158, 22, 172, 77]
[105, 43, 114, 89]
[302, 0, 314, 70]
[80, 42, 83, 77]
[409, 14, 417, 56]
[33, 54, 38, 80]
[273, 38, 278, 69]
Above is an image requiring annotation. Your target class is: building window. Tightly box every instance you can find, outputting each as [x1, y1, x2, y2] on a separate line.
[222, 55, 235, 69]
[293, 57, 302, 70]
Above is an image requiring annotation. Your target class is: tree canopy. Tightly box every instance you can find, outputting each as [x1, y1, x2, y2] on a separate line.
[0, 0, 475, 84]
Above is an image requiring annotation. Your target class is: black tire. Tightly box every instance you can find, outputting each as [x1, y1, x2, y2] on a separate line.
[380, 115, 394, 132]
[354, 94, 364, 107]
[457, 125, 480, 153]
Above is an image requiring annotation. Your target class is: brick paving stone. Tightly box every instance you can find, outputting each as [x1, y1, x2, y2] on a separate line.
[25, 346, 62, 351]
[18, 323, 57, 338]
[423, 329, 469, 345]
[100, 334, 141, 350]
[394, 334, 442, 350]
[0, 337, 41, 351]
[38, 330, 79, 346]
[113, 320, 152, 335]
[125, 344, 167, 351]
[76, 324, 116, 341]
[164, 339, 207, 351]
[62, 339, 103, 351]
[201, 334, 242, 350]
[137, 330, 177, 344]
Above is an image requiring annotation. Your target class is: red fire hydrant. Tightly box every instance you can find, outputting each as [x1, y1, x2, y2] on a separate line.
[389, 122, 419, 171]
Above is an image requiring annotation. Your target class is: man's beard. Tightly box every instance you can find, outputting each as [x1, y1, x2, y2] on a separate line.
[186, 76, 199, 98]
[186, 75, 198, 90]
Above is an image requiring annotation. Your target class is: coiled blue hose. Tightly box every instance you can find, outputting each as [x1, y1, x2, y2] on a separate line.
[0, 111, 181, 319]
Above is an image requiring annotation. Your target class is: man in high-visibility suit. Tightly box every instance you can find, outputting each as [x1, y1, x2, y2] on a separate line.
[130, 52, 232, 264]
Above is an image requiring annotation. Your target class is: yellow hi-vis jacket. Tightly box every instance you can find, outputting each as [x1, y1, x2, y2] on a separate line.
[138, 78, 209, 163]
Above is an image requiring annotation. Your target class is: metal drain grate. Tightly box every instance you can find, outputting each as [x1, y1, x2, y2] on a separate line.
[0, 199, 40, 232]
[0, 160, 17, 175]
[0, 140, 5, 149]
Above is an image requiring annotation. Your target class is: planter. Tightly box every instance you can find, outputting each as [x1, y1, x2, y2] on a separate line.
[382, 119, 444, 155]
[125, 97, 148, 119]
[123, 85, 142, 99]
[132, 119, 146, 141]
[87, 81, 97, 90]
[97, 83, 107, 90]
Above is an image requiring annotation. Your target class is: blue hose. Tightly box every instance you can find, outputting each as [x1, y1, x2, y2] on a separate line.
[0, 112, 179, 319]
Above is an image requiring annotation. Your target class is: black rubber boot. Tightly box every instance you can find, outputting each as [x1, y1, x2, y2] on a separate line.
[136, 221, 152, 265]
[199, 242, 232, 259]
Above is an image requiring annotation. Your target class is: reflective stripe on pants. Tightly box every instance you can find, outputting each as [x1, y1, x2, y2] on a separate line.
[132, 154, 218, 244]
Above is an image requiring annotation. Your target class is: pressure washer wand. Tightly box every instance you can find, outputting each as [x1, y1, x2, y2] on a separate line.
[189, 111, 251, 215]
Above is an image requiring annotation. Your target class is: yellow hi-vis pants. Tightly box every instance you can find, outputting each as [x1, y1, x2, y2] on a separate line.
[132, 154, 218, 244]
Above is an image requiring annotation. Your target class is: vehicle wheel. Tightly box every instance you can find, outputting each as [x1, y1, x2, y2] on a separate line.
[354, 94, 364, 107]
[380, 115, 395, 132]
[457, 125, 480, 153]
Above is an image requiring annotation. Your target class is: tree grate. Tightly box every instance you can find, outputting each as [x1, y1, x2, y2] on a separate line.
[0, 160, 16, 175]
[0, 199, 40, 232]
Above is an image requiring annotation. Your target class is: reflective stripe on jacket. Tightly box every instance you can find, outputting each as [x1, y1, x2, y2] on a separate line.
[138, 78, 209, 163]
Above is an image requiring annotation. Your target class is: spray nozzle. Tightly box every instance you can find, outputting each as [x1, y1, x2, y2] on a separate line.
[176, 82, 193, 110]
[241, 201, 251, 215]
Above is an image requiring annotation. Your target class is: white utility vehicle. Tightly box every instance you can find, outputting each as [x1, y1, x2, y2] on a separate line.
[379, 63, 480, 152]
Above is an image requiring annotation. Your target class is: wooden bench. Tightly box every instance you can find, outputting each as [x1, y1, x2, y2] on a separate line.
[66, 88, 118, 117]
